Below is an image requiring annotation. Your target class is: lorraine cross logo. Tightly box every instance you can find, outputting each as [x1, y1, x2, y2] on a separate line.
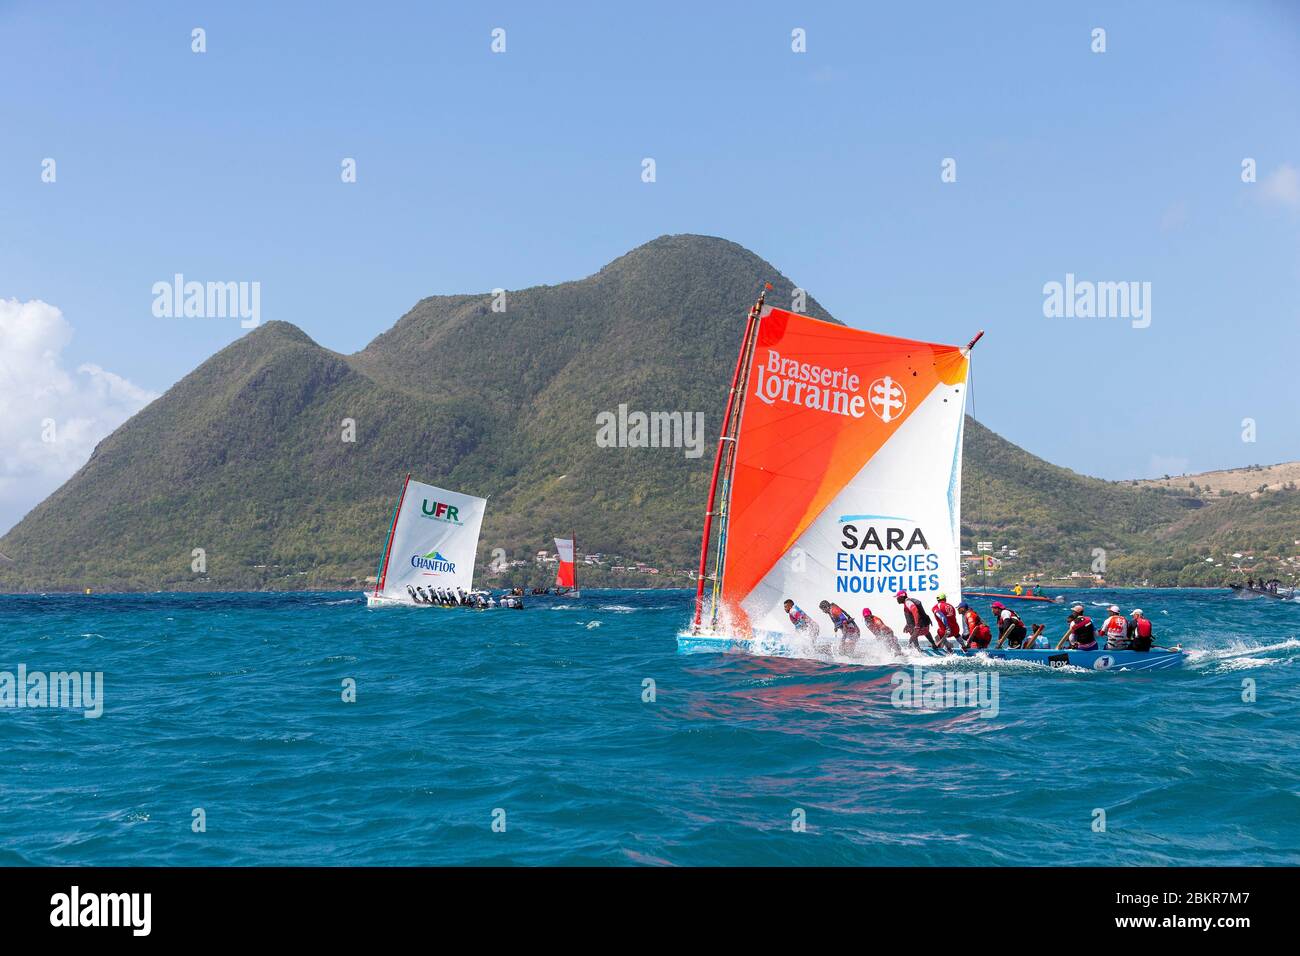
[868, 376, 906, 423]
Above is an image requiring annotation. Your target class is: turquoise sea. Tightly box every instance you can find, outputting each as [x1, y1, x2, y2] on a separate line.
[1, 587, 1297, 866]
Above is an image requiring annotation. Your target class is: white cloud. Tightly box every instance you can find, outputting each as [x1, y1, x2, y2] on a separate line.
[0, 299, 158, 535]
[1259, 163, 1300, 209]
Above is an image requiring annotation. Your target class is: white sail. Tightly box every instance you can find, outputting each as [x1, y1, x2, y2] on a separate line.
[374, 479, 487, 603]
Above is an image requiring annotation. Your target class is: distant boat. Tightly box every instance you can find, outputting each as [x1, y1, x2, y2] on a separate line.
[1229, 584, 1297, 603]
[678, 287, 981, 658]
[365, 474, 490, 609]
[553, 534, 581, 598]
[964, 589, 1061, 604]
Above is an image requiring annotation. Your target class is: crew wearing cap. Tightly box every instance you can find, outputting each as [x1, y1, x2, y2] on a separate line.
[1128, 609, 1153, 652]
[818, 599, 860, 655]
[896, 589, 938, 651]
[1100, 604, 1130, 650]
[956, 602, 993, 650]
[992, 601, 1028, 649]
[861, 606, 903, 655]
[1057, 604, 1098, 651]
[931, 592, 959, 651]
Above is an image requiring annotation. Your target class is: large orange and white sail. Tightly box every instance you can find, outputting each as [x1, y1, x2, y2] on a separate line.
[714, 307, 971, 640]
[554, 537, 576, 589]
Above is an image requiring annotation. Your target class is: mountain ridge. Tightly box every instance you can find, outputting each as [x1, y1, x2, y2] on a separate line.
[3, 234, 1297, 591]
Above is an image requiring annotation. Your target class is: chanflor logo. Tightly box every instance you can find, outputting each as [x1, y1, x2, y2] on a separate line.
[420, 499, 461, 523]
[411, 550, 456, 574]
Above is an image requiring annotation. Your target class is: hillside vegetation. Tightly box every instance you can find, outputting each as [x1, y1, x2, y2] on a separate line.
[1, 235, 1295, 591]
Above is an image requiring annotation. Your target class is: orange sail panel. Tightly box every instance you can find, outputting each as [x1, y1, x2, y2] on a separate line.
[554, 537, 576, 589]
[719, 307, 970, 637]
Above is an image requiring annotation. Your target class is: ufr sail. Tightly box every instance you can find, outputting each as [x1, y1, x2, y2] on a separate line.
[691, 304, 974, 647]
[554, 537, 576, 589]
[369, 476, 487, 605]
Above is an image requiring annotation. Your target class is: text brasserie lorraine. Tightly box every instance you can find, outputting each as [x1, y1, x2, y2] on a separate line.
[754, 349, 868, 416]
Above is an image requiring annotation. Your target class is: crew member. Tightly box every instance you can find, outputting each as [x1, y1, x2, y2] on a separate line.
[932, 592, 959, 651]
[956, 603, 993, 650]
[818, 600, 860, 654]
[1100, 604, 1130, 649]
[992, 601, 1028, 648]
[1128, 609, 1153, 652]
[1057, 605, 1098, 650]
[861, 607, 902, 655]
[896, 590, 938, 651]
[783, 599, 821, 640]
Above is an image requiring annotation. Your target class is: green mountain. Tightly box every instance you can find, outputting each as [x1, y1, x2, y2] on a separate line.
[1, 234, 1295, 591]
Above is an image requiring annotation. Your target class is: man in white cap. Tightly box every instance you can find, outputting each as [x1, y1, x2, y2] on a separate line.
[1128, 608, 1153, 651]
[1100, 604, 1130, 650]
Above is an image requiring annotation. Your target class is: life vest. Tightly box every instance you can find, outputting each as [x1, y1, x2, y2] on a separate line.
[827, 604, 860, 634]
[903, 599, 931, 630]
[1068, 615, 1097, 648]
[932, 601, 958, 635]
[999, 609, 1027, 645]
[1130, 616, 1153, 651]
[1102, 615, 1127, 637]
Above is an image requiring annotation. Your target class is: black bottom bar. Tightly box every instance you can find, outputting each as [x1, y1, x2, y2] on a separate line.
[0, 866, 1282, 941]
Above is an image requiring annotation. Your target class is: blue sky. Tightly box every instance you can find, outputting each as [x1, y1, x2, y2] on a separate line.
[2, 1, 1298, 532]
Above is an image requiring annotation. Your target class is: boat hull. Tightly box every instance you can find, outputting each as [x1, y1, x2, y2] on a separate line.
[1229, 585, 1297, 602]
[677, 630, 793, 657]
[677, 631, 1183, 670]
[925, 646, 1184, 670]
[364, 592, 486, 609]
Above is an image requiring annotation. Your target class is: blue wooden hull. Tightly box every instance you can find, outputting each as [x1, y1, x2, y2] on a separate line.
[927, 646, 1184, 670]
[677, 631, 1183, 671]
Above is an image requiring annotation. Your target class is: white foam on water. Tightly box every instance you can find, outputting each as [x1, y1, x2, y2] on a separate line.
[1182, 637, 1300, 672]
[599, 605, 636, 612]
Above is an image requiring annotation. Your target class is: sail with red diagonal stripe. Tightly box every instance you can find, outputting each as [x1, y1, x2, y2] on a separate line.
[554, 536, 576, 589]
[709, 306, 971, 641]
